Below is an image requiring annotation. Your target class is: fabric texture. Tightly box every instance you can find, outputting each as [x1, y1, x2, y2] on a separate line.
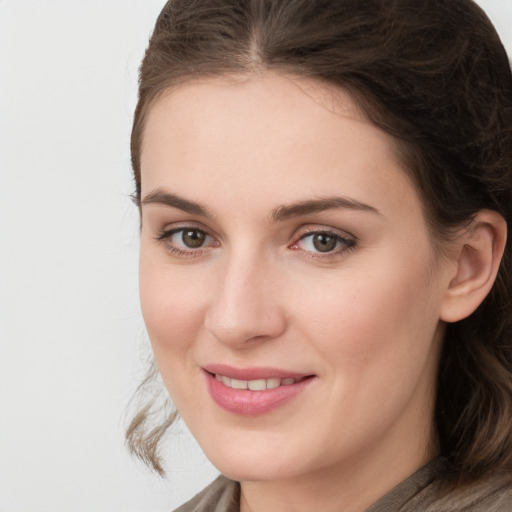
[174, 475, 239, 512]
[173, 458, 512, 511]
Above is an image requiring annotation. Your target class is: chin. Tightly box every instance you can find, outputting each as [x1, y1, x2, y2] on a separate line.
[211, 455, 298, 483]
[194, 428, 320, 483]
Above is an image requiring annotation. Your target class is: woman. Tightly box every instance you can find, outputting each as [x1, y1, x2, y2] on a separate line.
[127, 0, 512, 510]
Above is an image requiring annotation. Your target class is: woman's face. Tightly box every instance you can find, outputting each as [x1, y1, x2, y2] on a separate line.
[139, 74, 453, 484]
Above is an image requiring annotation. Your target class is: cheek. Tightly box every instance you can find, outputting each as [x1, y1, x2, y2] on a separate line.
[139, 251, 208, 354]
[299, 247, 442, 382]
[138, 254, 212, 412]
[290, 250, 443, 451]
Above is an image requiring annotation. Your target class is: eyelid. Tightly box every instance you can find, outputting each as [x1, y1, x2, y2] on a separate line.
[153, 222, 356, 258]
[157, 219, 210, 234]
[292, 224, 356, 242]
[155, 223, 219, 257]
[289, 225, 357, 256]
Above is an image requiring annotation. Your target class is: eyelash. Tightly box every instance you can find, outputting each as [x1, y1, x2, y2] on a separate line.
[155, 227, 217, 257]
[155, 226, 357, 259]
[291, 229, 356, 259]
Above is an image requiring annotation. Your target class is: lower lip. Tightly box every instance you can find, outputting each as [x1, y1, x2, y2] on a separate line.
[205, 371, 314, 416]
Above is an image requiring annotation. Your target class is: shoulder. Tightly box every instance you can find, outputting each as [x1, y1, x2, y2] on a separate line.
[419, 471, 512, 512]
[173, 475, 240, 512]
[369, 459, 512, 512]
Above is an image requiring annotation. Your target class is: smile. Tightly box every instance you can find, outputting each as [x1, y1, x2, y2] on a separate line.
[203, 367, 315, 416]
[214, 373, 305, 390]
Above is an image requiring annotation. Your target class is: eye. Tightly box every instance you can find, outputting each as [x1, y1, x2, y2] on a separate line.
[291, 230, 355, 256]
[156, 227, 217, 256]
[176, 228, 208, 248]
[302, 233, 338, 253]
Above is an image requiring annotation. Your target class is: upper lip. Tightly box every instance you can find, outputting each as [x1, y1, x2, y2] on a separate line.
[202, 363, 312, 381]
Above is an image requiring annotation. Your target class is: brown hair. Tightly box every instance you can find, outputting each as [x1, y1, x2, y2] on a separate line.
[127, 0, 512, 484]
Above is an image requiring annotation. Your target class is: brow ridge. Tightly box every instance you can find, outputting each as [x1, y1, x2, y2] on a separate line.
[270, 196, 380, 222]
[141, 189, 379, 221]
[141, 188, 212, 218]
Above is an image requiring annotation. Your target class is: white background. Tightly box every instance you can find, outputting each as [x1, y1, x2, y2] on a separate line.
[1, 1, 511, 511]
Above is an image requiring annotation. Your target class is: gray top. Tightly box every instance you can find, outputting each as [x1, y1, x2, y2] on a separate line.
[174, 458, 512, 511]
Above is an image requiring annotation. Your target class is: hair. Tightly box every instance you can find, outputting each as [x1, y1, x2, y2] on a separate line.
[127, 0, 512, 485]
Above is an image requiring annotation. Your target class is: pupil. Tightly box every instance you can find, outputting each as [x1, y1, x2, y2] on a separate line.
[313, 233, 336, 252]
[182, 230, 205, 248]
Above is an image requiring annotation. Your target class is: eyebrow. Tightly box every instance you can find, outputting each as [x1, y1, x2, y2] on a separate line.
[270, 196, 381, 222]
[141, 188, 213, 218]
[141, 188, 380, 221]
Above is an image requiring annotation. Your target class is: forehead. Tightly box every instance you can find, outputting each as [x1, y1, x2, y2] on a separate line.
[140, 73, 421, 220]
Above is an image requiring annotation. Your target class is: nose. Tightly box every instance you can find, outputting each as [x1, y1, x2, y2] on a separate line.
[204, 252, 287, 348]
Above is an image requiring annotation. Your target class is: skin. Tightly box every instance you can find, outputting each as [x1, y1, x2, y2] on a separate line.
[138, 73, 461, 512]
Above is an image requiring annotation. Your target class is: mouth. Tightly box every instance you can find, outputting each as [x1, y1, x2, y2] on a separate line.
[202, 366, 316, 416]
[211, 372, 309, 391]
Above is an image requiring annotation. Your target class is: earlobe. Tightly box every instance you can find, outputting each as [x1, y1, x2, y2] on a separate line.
[440, 210, 507, 323]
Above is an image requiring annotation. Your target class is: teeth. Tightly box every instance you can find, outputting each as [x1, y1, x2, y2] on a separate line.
[231, 378, 248, 390]
[266, 378, 281, 389]
[248, 379, 266, 391]
[215, 374, 300, 390]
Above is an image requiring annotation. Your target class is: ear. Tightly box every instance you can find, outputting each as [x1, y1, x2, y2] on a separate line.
[440, 210, 507, 323]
